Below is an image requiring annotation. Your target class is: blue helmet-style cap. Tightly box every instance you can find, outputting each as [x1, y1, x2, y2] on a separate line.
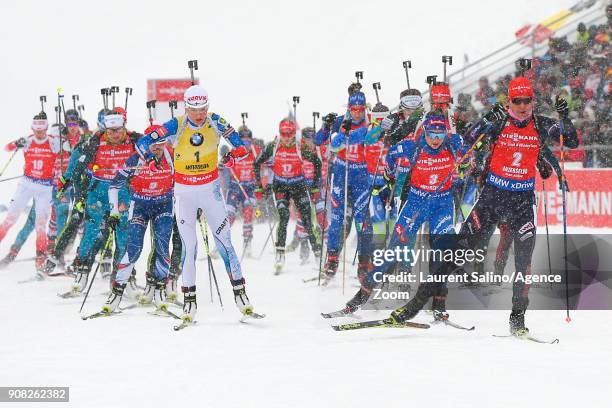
[423, 114, 447, 139]
[348, 91, 366, 107]
[97, 108, 112, 129]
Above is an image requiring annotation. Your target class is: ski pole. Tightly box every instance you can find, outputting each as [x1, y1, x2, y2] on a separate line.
[257, 179, 278, 259]
[0, 149, 20, 178]
[72, 95, 79, 112]
[258, 220, 277, 259]
[341, 114, 350, 295]
[169, 100, 177, 119]
[124, 87, 132, 111]
[57, 88, 66, 172]
[80, 231, 114, 313]
[442, 55, 453, 82]
[241, 112, 248, 127]
[146, 100, 157, 126]
[541, 179, 553, 287]
[188, 60, 198, 85]
[426, 75, 438, 94]
[350, 137, 386, 266]
[101, 88, 109, 110]
[91, 164, 148, 173]
[559, 120, 570, 323]
[402, 60, 412, 89]
[292, 96, 300, 121]
[0, 175, 23, 183]
[197, 212, 223, 309]
[40, 95, 47, 113]
[111, 86, 119, 109]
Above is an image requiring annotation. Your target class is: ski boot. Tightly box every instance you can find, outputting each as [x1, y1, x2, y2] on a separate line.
[509, 309, 529, 336]
[153, 279, 169, 311]
[322, 251, 339, 284]
[389, 289, 430, 324]
[136, 273, 155, 304]
[431, 295, 449, 321]
[180, 286, 197, 322]
[34, 251, 46, 280]
[166, 274, 180, 304]
[232, 278, 252, 315]
[0, 246, 19, 270]
[299, 239, 310, 265]
[44, 255, 59, 275]
[273, 247, 285, 275]
[345, 287, 371, 313]
[102, 281, 126, 313]
[70, 264, 91, 295]
[100, 257, 113, 280]
[286, 235, 300, 253]
[243, 235, 253, 258]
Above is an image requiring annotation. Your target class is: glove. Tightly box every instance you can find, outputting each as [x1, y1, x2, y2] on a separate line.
[147, 156, 162, 172]
[14, 137, 27, 148]
[221, 146, 248, 168]
[372, 184, 392, 206]
[254, 187, 264, 201]
[106, 213, 120, 230]
[323, 113, 337, 132]
[341, 118, 352, 133]
[483, 103, 507, 124]
[74, 199, 85, 213]
[536, 157, 553, 179]
[555, 96, 569, 119]
[381, 116, 395, 131]
[310, 188, 321, 201]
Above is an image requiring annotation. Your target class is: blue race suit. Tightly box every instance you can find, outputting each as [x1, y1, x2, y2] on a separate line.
[111, 150, 174, 284]
[315, 115, 372, 259]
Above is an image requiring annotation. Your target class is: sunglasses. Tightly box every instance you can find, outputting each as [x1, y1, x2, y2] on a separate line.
[107, 127, 125, 133]
[66, 121, 79, 127]
[426, 130, 447, 140]
[349, 106, 365, 113]
[280, 131, 295, 137]
[511, 97, 533, 105]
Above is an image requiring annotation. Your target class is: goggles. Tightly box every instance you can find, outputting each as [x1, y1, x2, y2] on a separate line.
[511, 97, 533, 105]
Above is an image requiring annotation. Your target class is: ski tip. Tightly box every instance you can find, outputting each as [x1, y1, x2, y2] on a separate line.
[331, 325, 341, 331]
[551, 338, 560, 344]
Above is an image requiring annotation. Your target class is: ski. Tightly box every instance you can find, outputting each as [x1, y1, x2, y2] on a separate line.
[57, 290, 81, 299]
[493, 333, 559, 344]
[432, 318, 475, 331]
[81, 310, 122, 320]
[302, 276, 320, 283]
[119, 302, 154, 311]
[332, 318, 430, 331]
[18, 275, 44, 284]
[240, 310, 266, 323]
[173, 319, 197, 331]
[321, 306, 356, 319]
[147, 307, 181, 319]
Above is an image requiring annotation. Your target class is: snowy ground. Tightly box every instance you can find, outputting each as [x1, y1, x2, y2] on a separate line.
[1, 222, 610, 408]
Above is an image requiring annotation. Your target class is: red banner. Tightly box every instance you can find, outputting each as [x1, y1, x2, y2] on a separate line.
[147, 79, 196, 102]
[536, 169, 612, 228]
